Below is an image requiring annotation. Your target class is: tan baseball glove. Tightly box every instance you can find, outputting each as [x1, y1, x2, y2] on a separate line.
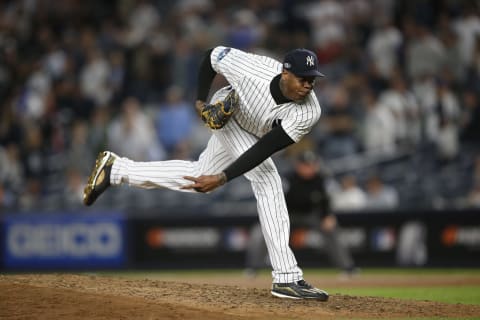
[200, 89, 239, 130]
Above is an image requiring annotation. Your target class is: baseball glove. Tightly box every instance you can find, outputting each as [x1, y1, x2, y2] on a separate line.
[200, 89, 239, 130]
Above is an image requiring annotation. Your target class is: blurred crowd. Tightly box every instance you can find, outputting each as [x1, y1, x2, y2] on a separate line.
[1, 0, 480, 212]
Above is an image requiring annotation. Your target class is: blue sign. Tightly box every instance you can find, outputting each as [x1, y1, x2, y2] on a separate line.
[2, 212, 126, 269]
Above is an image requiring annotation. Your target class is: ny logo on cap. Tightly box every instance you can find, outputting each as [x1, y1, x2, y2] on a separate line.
[306, 55, 315, 67]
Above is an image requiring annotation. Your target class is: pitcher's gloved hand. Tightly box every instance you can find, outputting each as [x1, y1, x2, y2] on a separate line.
[198, 89, 239, 130]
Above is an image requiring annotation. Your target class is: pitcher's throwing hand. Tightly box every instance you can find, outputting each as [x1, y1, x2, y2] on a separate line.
[181, 173, 227, 193]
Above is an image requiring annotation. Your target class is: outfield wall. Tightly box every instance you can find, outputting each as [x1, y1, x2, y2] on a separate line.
[1, 209, 479, 270]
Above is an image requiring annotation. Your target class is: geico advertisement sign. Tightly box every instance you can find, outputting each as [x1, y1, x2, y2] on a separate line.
[7, 222, 122, 258]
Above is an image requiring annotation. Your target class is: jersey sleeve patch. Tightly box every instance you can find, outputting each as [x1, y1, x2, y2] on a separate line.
[217, 47, 231, 62]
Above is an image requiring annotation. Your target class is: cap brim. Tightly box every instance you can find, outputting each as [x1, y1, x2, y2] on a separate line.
[294, 70, 325, 77]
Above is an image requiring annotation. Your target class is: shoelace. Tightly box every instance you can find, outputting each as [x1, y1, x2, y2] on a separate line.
[296, 280, 313, 289]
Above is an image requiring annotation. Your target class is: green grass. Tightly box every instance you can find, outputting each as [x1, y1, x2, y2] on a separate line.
[309, 268, 480, 306]
[353, 318, 479, 320]
[304, 268, 480, 276]
[326, 286, 480, 305]
[315, 268, 480, 319]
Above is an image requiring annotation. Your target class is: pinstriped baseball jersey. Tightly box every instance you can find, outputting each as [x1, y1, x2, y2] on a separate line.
[210, 46, 321, 142]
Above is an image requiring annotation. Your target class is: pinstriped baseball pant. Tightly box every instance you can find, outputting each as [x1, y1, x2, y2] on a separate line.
[110, 90, 303, 284]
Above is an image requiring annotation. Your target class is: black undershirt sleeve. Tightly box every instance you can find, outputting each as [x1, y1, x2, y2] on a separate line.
[223, 125, 295, 181]
[196, 48, 216, 101]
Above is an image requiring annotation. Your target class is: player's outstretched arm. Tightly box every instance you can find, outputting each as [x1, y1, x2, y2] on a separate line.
[222, 125, 295, 181]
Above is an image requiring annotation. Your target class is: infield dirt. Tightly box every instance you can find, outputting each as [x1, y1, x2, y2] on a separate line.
[1, 273, 480, 319]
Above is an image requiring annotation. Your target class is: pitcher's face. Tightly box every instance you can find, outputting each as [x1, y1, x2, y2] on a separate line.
[280, 70, 316, 102]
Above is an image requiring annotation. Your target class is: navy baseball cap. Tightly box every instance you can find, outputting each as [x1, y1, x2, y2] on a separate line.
[283, 49, 324, 77]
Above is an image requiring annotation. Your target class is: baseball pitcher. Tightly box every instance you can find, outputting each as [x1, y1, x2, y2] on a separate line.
[83, 46, 328, 300]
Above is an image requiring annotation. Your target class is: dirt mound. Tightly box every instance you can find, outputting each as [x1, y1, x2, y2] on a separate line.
[1, 274, 479, 319]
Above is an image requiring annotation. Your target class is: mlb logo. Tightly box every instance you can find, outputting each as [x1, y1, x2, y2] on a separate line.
[371, 227, 396, 251]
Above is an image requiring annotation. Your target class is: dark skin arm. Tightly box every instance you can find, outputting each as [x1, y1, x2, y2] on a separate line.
[182, 172, 227, 193]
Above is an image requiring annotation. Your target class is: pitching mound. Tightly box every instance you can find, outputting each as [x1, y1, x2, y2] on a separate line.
[1, 274, 480, 319]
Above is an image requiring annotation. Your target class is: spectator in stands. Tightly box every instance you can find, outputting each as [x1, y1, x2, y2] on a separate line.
[379, 73, 421, 149]
[438, 22, 465, 85]
[62, 167, 85, 209]
[107, 96, 165, 161]
[460, 89, 480, 143]
[415, 76, 461, 162]
[331, 174, 368, 212]
[320, 85, 360, 159]
[21, 123, 47, 184]
[466, 183, 480, 208]
[0, 184, 8, 210]
[0, 144, 23, 209]
[405, 22, 446, 81]
[155, 86, 195, 159]
[367, 15, 403, 79]
[360, 89, 397, 155]
[54, 73, 95, 123]
[88, 107, 110, 155]
[431, 79, 461, 163]
[227, 9, 262, 51]
[18, 178, 42, 211]
[457, 154, 480, 208]
[466, 35, 480, 94]
[452, 6, 480, 68]
[472, 155, 480, 187]
[303, 0, 348, 77]
[80, 48, 112, 107]
[365, 174, 399, 210]
[123, 0, 161, 48]
[0, 103, 22, 147]
[19, 59, 52, 122]
[66, 120, 95, 177]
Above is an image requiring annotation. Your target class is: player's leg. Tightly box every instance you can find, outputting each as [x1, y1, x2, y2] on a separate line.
[110, 136, 231, 191]
[83, 135, 232, 205]
[215, 123, 328, 299]
[213, 121, 303, 284]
